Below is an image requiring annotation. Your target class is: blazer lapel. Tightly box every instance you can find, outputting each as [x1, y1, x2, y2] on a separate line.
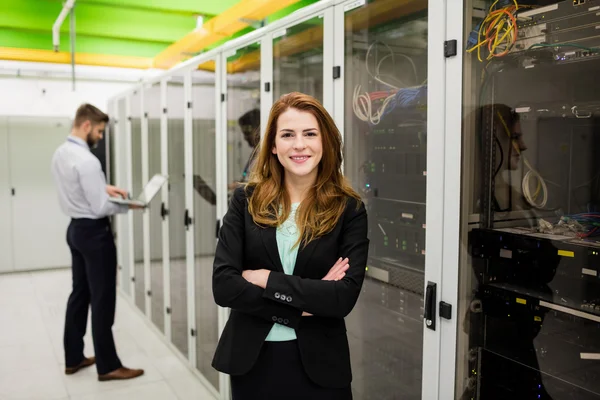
[259, 226, 284, 273]
[293, 238, 319, 277]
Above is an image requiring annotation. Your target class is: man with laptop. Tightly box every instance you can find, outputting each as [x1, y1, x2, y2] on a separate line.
[51, 104, 152, 382]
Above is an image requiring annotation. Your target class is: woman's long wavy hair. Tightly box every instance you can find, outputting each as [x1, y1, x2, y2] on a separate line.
[246, 92, 361, 247]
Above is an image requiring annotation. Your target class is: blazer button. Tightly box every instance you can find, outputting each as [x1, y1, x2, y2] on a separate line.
[277, 318, 284, 324]
[286, 296, 292, 303]
[275, 292, 281, 299]
[272, 316, 278, 322]
[283, 319, 289, 325]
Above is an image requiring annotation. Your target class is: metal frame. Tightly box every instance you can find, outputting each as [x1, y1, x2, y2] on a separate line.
[125, 95, 136, 297]
[160, 78, 172, 341]
[261, 34, 273, 139]
[438, 2, 464, 399]
[215, 51, 231, 400]
[141, 85, 152, 318]
[183, 69, 197, 368]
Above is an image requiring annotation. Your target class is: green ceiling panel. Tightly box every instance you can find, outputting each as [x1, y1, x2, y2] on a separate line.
[75, 0, 242, 16]
[1, 0, 195, 43]
[0, 0, 322, 62]
[0, 28, 166, 57]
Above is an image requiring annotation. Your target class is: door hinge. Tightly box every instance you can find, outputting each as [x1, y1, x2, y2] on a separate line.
[127, 116, 132, 122]
[221, 93, 226, 102]
[166, 307, 171, 314]
[147, 290, 152, 297]
[144, 112, 148, 118]
[11, 188, 15, 196]
[131, 276, 135, 282]
[440, 301, 452, 320]
[187, 101, 192, 109]
[444, 40, 457, 58]
[163, 107, 167, 114]
[216, 219, 221, 238]
[264, 82, 271, 92]
[190, 329, 197, 337]
[333, 66, 341, 79]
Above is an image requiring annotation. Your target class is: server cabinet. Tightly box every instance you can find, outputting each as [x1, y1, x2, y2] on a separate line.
[143, 81, 166, 334]
[166, 73, 190, 359]
[334, 0, 447, 398]
[455, 1, 600, 399]
[130, 89, 145, 313]
[189, 59, 221, 396]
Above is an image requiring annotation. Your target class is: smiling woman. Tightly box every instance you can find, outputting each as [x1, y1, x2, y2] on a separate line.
[212, 92, 369, 400]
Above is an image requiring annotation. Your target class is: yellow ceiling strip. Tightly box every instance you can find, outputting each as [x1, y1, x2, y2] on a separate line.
[153, 0, 301, 70]
[225, 0, 426, 74]
[0, 47, 155, 69]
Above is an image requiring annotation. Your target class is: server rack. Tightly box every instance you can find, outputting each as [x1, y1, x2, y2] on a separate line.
[462, 1, 600, 398]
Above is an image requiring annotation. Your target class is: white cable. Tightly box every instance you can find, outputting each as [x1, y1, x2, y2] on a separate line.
[377, 53, 418, 86]
[521, 157, 548, 209]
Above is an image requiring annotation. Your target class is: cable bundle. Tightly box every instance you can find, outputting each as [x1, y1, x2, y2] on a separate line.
[466, 0, 522, 62]
[562, 213, 600, 238]
[353, 85, 427, 125]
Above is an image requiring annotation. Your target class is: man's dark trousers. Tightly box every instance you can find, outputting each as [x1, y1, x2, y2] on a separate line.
[64, 217, 122, 375]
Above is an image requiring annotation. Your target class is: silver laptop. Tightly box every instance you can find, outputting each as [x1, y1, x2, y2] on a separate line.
[109, 174, 168, 207]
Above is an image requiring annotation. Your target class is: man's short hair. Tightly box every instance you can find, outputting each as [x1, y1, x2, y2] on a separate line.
[74, 104, 109, 127]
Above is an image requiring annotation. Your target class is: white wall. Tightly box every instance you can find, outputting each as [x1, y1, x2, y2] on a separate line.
[0, 61, 161, 118]
[0, 61, 156, 273]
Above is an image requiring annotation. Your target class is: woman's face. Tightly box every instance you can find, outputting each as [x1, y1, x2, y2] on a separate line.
[508, 120, 527, 170]
[272, 108, 323, 182]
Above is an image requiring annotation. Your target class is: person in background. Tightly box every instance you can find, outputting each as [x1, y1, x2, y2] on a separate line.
[212, 92, 369, 399]
[228, 108, 261, 191]
[51, 103, 144, 382]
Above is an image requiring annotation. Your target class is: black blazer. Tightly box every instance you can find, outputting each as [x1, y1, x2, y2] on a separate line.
[212, 186, 369, 389]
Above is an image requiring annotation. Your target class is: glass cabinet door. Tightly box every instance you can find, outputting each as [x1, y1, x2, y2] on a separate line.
[191, 61, 220, 390]
[145, 82, 165, 333]
[130, 90, 145, 313]
[273, 15, 324, 102]
[342, 0, 429, 398]
[167, 75, 189, 358]
[226, 42, 261, 194]
[457, 2, 600, 399]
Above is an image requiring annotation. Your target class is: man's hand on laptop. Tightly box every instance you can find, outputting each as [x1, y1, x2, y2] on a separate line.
[106, 185, 128, 199]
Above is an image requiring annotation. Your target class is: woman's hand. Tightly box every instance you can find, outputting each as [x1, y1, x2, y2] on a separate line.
[301, 258, 350, 317]
[242, 269, 270, 289]
[322, 257, 350, 281]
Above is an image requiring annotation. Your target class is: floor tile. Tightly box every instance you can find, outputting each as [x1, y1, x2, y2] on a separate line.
[0, 341, 57, 375]
[167, 372, 217, 400]
[70, 380, 179, 400]
[0, 268, 217, 400]
[0, 366, 68, 400]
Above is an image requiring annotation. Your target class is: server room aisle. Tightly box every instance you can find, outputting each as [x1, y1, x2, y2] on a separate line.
[0, 269, 215, 400]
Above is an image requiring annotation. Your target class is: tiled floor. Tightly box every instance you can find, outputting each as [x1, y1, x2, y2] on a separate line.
[0, 269, 216, 400]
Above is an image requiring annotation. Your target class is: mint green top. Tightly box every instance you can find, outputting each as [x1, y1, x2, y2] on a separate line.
[265, 202, 300, 342]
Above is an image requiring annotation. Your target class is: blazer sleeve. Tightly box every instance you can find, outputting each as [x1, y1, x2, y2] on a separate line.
[212, 187, 302, 328]
[263, 199, 369, 318]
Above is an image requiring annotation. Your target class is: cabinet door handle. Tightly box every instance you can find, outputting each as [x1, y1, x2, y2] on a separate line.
[160, 202, 169, 220]
[424, 282, 437, 331]
[184, 209, 192, 229]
